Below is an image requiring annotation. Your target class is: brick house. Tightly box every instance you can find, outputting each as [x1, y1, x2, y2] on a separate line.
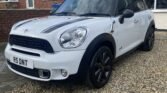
[0, 0, 63, 9]
[0, 0, 63, 42]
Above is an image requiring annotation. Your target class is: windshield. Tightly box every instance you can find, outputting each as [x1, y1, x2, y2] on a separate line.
[51, 0, 116, 16]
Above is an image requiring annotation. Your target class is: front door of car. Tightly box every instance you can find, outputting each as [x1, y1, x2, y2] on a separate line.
[113, 0, 144, 57]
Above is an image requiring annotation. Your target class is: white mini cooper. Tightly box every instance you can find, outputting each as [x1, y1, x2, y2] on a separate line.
[5, 0, 155, 88]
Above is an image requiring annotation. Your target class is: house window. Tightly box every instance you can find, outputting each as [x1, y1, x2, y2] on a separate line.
[145, 0, 167, 12]
[26, 0, 34, 9]
[0, 0, 8, 2]
[0, 0, 18, 2]
[156, 0, 167, 9]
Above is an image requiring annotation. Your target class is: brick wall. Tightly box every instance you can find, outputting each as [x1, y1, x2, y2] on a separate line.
[18, 0, 26, 9]
[0, 10, 50, 42]
[34, 0, 54, 9]
[0, 0, 63, 9]
[35, 0, 63, 9]
[0, 2, 19, 9]
[0, 3, 6, 9]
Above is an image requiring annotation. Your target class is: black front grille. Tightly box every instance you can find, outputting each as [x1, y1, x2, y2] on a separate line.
[9, 35, 54, 53]
[7, 61, 50, 79]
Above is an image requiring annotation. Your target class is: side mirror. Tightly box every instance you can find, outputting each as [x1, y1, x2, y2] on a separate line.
[119, 9, 134, 24]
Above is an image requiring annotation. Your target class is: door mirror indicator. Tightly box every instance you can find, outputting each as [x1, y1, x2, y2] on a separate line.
[119, 9, 134, 24]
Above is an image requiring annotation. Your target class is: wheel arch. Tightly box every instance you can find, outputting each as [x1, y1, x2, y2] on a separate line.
[75, 33, 116, 79]
[148, 20, 155, 31]
[145, 20, 155, 40]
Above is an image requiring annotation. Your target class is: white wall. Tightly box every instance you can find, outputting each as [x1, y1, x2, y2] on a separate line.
[154, 12, 167, 30]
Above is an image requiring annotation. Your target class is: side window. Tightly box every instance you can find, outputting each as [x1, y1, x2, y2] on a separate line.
[136, 0, 146, 10]
[145, 0, 154, 9]
[127, 0, 146, 12]
[117, 0, 128, 15]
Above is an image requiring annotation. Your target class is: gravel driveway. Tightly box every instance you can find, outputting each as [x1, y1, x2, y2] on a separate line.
[5, 32, 167, 93]
[0, 43, 27, 93]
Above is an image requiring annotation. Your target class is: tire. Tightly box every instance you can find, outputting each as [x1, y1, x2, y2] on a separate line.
[86, 46, 113, 89]
[141, 27, 155, 51]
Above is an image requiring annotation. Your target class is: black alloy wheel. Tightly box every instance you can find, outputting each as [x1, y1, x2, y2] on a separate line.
[148, 31, 155, 50]
[87, 46, 113, 88]
[141, 27, 155, 51]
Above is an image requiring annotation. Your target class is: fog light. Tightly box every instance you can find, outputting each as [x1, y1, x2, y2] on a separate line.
[38, 69, 50, 79]
[61, 69, 68, 77]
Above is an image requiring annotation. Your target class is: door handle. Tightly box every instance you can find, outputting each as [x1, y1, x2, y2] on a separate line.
[134, 19, 139, 24]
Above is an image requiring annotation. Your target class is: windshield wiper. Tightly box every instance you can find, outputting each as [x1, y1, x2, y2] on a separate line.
[79, 13, 111, 17]
[52, 12, 77, 16]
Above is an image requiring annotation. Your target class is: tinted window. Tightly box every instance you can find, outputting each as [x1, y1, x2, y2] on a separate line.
[157, 0, 167, 9]
[117, 0, 146, 15]
[127, 0, 146, 12]
[145, 0, 154, 8]
[117, 0, 129, 15]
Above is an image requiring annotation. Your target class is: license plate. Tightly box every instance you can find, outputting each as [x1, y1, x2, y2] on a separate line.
[10, 56, 33, 69]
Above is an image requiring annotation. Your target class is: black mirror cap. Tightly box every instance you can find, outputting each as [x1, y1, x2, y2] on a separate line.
[119, 9, 134, 24]
[123, 9, 134, 18]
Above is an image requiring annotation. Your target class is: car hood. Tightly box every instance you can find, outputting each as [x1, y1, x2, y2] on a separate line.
[11, 16, 95, 34]
[9, 16, 113, 51]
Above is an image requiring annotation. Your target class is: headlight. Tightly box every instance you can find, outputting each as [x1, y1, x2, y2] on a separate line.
[59, 27, 87, 48]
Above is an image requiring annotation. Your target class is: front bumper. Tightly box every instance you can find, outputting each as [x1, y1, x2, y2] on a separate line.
[5, 44, 85, 81]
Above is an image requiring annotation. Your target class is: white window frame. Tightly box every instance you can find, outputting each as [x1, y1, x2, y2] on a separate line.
[0, 0, 18, 3]
[26, 0, 35, 9]
[153, 0, 167, 12]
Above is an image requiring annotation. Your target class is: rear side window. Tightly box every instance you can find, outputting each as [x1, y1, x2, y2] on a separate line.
[116, 0, 147, 15]
[127, 0, 147, 12]
[117, 0, 129, 15]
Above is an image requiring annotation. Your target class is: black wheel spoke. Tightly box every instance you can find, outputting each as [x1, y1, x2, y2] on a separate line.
[95, 51, 112, 83]
[102, 71, 109, 80]
[95, 68, 101, 76]
[104, 56, 110, 65]
[97, 71, 103, 82]
[104, 71, 110, 78]
[102, 52, 107, 61]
